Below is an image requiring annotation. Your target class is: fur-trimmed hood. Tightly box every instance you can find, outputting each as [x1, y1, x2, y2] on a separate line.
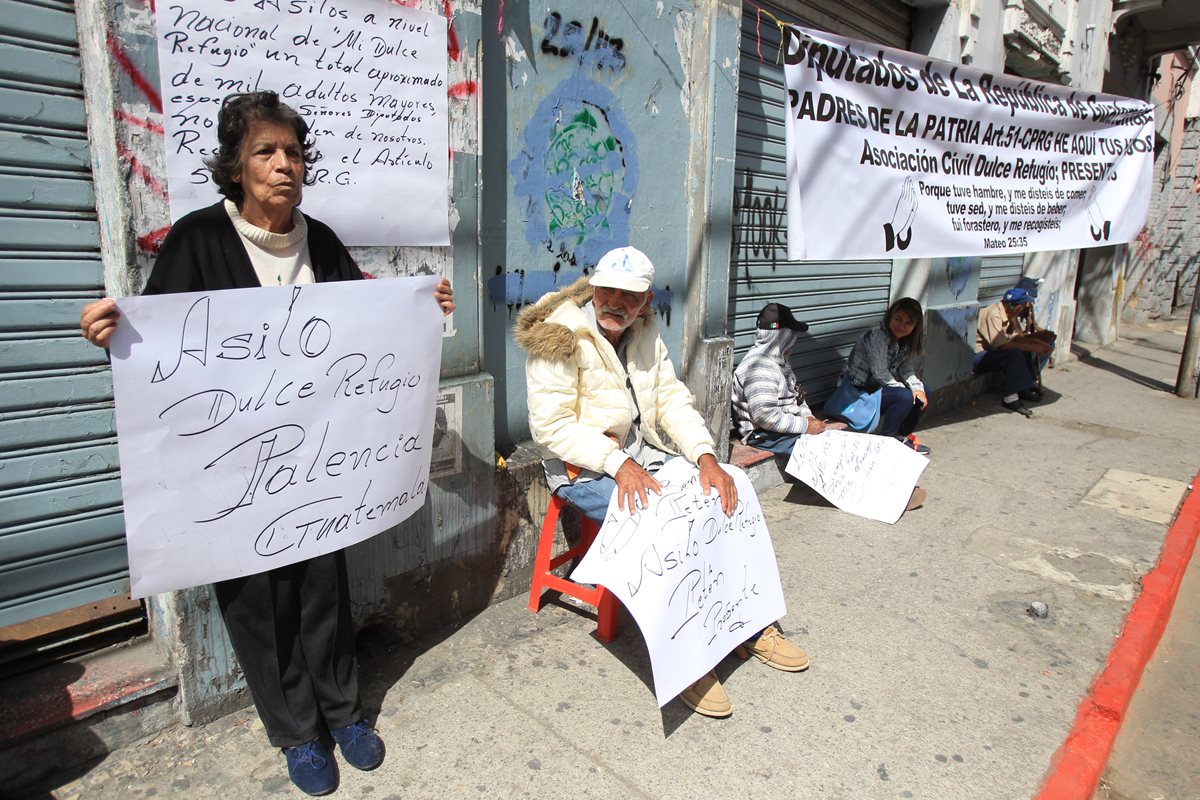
[513, 275, 652, 362]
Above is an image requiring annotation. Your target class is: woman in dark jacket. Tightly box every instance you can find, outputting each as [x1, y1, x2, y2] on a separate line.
[836, 297, 930, 453]
[81, 91, 454, 796]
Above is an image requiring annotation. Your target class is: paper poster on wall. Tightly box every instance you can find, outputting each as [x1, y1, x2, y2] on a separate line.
[782, 25, 1154, 261]
[571, 460, 786, 707]
[429, 385, 462, 478]
[108, 277, 443, 597]
[154, 0, 449, 246]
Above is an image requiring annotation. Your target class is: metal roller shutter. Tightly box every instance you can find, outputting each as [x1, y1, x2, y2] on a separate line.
[729, 0, 912, 399]
[978, 254, 1026, 306]
[0, 0, 129, 628]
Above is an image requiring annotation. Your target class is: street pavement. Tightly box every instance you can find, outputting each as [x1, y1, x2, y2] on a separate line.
[34, 319, 1200, 800]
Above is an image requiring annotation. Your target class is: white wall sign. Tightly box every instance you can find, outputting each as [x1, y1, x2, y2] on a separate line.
[571, 459, 786, 707]
[109, 277, 443, 597]
[154, 0, 449, 246]
[782, 25, 1154, 260]
[784, 430, 928, 524]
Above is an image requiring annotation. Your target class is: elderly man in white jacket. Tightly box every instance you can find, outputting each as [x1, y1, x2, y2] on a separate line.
[514, 246, 808, 719]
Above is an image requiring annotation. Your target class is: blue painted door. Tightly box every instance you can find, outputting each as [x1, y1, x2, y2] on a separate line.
[0, 0, 129, 628]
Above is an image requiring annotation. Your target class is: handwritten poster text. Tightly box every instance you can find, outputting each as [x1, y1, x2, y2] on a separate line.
[784, 430, 928, 524]
[109, 277, 443, 596]
[154, 0, 449, 245]
[572, 459, 786, 707]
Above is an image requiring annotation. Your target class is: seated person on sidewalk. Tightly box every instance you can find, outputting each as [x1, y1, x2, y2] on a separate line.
[831, 297, 931, 454]
[731, 302, 844, 455]
[974, 287, 1054, 416]
[514, 246, 809, 719]
[1012, 276, 1057, 394]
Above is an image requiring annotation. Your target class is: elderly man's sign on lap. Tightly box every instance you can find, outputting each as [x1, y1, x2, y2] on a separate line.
[572, 458, 786, 707]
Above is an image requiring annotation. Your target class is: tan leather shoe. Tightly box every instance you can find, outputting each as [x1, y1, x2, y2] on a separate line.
[735, 625, 810, 671]
[679, 671, 732, 718]
[906, 486, 927, 511]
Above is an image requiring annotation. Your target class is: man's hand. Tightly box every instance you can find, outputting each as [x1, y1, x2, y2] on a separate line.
[614, 458, 662, 513]
[806, 416, 827, 435]
[697, 454, 737, 516]
[913, 389, 928, 408]
[1029, 329, 1057, 343]
[81, 298, 120, 349]
[1023, 336, 1054, 356]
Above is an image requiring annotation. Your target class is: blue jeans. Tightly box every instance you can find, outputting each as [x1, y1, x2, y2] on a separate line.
[877, 386, 924, 438]
[744, 429, 802, 455]
[554, 476, 618, 525]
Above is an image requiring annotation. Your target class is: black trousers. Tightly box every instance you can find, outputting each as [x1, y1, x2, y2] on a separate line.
[973, 350, 1036, 396]
[212, 551, 362, 748]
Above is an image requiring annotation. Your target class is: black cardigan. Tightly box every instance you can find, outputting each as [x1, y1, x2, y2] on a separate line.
[143, 201, 363, 295]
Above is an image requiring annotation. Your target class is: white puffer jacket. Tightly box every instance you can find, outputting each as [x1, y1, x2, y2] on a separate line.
[514, 276, 717, 477]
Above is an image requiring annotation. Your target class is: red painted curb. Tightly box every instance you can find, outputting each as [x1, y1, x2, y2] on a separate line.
[1034, 470, 1200, 800]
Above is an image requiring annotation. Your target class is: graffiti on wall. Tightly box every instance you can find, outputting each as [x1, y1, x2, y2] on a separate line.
[540, 12, 626, 71]
[945, 256, 973, 299]
[731, 170, 785, 274]
[507, 74, 640, 307]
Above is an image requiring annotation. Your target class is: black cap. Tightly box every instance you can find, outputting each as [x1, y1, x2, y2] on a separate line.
[756, 303, 809, 333]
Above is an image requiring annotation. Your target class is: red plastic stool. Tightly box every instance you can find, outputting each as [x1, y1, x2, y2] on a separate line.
[528, 493, 619, 642]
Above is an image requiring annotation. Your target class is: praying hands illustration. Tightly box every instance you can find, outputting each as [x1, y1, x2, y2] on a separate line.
[884, 176, 917, 252]
[1085, 184, 1111, 241]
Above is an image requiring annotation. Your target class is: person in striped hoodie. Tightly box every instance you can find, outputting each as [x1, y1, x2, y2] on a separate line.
[732, 303, 844, 455]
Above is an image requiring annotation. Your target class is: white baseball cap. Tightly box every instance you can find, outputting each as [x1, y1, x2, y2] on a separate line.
[590, 246, 654, 293]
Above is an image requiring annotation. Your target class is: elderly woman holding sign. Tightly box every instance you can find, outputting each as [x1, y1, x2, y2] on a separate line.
[81, 91, 454, 796]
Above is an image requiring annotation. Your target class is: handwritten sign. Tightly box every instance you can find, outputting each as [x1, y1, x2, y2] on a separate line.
[109, 277, 442, 597]
[571, 459, 786, 707]
[154, 0, 448, 246]
[784, 430, 928, 524]
[782, 25, 1153, 260]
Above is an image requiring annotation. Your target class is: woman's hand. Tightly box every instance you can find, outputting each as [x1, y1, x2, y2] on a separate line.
[913, 389, 928, 408]
[81, 298, 120, 349]
[434, 278, 455, 316]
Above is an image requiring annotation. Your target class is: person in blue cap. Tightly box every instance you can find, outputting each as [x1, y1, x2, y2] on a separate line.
[1012, 277, 1058, 356]
[974, 286, 1054, 416]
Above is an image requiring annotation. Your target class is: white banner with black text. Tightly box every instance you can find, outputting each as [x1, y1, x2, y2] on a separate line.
[782, 25, 1153, 261]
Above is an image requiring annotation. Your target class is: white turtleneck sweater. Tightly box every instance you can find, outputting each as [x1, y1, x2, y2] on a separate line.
[224, 199, 315, 287]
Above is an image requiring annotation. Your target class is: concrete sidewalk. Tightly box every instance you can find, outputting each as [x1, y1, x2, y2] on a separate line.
[36, 320, 1200, 800]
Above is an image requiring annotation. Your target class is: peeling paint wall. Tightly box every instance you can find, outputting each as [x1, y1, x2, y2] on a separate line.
[483, 0, 739, 448]
[1123, 54, 1199, 324]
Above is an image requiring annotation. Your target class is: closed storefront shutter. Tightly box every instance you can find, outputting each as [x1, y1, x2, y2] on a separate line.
[978, 254, 1026, 306]
[0, 0, 129, 628]
[729, 0, 914, 400]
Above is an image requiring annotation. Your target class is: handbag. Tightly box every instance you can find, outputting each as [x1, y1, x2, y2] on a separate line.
[824, 378, 882, 433]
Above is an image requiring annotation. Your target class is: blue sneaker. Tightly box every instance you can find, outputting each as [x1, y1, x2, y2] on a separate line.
[283, 739, 337, 796]
[330, 719, 385, 770]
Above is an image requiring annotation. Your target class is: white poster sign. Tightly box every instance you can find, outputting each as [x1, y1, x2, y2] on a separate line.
[154, 0, 448, 246]
[782, 25, 1154, 260]
[784, 430, 928, 524]
[571, 459, 786, 707]
[109, 277, 443, 597]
